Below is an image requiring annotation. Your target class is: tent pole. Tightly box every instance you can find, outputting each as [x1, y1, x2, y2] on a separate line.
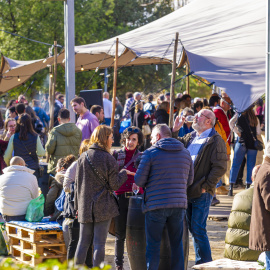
[64, 0, 75, 123]
[110, 38, 119, 128]
[186, 61, 190, 94]
[49, 41, 57, 130]
[169, 32, 179, 128]
[265, 0, 270, 143]
[48, 47, 53, 130]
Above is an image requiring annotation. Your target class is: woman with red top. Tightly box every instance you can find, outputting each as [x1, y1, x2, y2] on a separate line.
[113, 126, 144, 270]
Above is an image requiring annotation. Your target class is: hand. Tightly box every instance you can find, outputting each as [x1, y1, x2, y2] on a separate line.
[6, 130, 12, 138]
[201, 188, 206, 193]
[126, 170, 136, 176]
[172, 115, 185, 132]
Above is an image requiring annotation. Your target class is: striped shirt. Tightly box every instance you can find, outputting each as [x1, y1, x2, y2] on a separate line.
[187, 128, 212, 163]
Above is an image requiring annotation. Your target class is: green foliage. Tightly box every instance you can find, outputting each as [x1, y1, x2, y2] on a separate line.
[0, 257, 111, 270]
[0, 0, 212, 103]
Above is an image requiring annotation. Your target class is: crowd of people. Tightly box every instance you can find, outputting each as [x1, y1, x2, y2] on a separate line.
[0, 90, 269, 270]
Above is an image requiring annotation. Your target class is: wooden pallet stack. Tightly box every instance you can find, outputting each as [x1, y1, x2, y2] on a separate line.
[6, 223, 66, 266]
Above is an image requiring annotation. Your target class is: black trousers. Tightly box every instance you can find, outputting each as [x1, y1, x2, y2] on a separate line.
[68, 219, 93, 268]
[114, 195, 130, 266]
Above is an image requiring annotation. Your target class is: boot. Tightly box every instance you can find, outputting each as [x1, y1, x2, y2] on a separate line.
[246, 183, 251, 189]
[228, 183, 233, 196]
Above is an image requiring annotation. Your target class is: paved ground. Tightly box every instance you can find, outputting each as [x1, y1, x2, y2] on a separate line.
[104, 191, 238, 270]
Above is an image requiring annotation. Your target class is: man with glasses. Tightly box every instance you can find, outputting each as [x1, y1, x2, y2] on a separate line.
[173, 109, 227, 265]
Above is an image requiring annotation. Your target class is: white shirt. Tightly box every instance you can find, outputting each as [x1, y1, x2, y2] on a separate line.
[0, 165, 39, 216]
[103, 98, 113, 118]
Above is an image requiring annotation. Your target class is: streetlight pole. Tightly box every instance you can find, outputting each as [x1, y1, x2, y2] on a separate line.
[64, 0, 75, 123]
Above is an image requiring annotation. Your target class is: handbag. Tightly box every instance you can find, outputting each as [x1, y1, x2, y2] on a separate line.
[85, 153, 120, 210]
[142, 120, 151, 136]
[244, 117, 264, 151]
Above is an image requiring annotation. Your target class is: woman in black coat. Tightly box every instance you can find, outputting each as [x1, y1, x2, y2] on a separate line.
[155, 101, 169, 125]
[133, 102, 145, 130]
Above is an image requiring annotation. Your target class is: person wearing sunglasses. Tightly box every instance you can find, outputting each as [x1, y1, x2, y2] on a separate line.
[173, 109, 227, 265]
[112, 126, 144, 270]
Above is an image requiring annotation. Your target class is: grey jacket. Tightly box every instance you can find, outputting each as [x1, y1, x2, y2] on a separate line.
[74, 144, 127, 223]
[135, 137, 194, 213]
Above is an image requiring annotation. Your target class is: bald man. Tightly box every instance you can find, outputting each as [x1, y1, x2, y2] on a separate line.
[173, 109, 227, 264]
[0, 156, 39, 222]
[103, 92, 112, 125]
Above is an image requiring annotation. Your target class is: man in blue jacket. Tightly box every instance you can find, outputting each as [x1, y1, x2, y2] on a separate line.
[135, 124, 194, 270]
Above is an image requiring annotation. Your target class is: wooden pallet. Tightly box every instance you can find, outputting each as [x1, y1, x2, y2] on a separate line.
[6, 223, 66, 266]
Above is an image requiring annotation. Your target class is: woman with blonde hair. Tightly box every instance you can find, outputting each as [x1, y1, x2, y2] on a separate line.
[74, 125, 132, 267]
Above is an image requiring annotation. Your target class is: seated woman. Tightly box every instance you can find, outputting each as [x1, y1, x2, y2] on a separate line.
[44, 155, 76, 221]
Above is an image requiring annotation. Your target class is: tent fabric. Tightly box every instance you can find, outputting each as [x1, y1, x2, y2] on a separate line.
[0, 0, 266, 112]
[0, 55, 56, 93]
[72, 0, 266, 112]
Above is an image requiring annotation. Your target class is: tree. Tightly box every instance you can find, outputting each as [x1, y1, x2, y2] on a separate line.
[0, 0, 212, 105]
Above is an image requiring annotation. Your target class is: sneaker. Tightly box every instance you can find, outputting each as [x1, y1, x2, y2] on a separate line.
[211, 197, 220, 206]
[216, 186, 228, 195]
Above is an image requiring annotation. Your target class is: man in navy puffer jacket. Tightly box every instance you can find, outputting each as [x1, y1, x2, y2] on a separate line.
[135, 124, 194, 270]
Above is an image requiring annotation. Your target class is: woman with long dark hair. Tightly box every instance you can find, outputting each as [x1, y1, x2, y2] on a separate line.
[74, 125, 131, 267]
[25, 106, 43, 134]
[4, 113, 45, 178]
[113, 126, 144, 270]
[228, 107, 261, 195]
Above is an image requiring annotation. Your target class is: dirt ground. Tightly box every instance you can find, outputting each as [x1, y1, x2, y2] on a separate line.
[104, 219, 228, 270]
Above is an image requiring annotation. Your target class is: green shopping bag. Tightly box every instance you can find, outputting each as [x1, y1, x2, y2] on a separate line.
[25, 194, 45, 222]
[0, 223, 9, 255]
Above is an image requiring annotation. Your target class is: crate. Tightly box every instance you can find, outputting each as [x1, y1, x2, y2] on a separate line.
[6, 223, 66, 266]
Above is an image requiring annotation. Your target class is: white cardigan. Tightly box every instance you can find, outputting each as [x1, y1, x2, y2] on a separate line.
[0, 165, 39, 216]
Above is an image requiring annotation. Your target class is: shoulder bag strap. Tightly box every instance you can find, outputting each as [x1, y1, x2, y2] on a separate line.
[85, 152, 114, 195]
[123, 152, 141, 169]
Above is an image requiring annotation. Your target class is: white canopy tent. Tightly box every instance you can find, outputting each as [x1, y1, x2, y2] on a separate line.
[72, 0, 266, 112]
[0, 0, 266, 113]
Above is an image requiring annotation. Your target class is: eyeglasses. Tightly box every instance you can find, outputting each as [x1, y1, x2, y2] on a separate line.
[127, 127, 140, 133]
[195, 112, 210, 119]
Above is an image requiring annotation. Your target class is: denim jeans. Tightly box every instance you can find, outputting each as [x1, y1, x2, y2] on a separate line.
[68, 219, 93, 268]
[186, 192, 213, 265]
[145, 208, 186, 270]
[229, 141, 257, 184]
[266, 251, 270, 270]
[114, 195, 129, 266]
[74, 219, 111, 267]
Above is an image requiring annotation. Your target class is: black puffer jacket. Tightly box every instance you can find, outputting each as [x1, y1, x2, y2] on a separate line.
[155, 109, 169, 125]
[135, 138, 194, 213]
